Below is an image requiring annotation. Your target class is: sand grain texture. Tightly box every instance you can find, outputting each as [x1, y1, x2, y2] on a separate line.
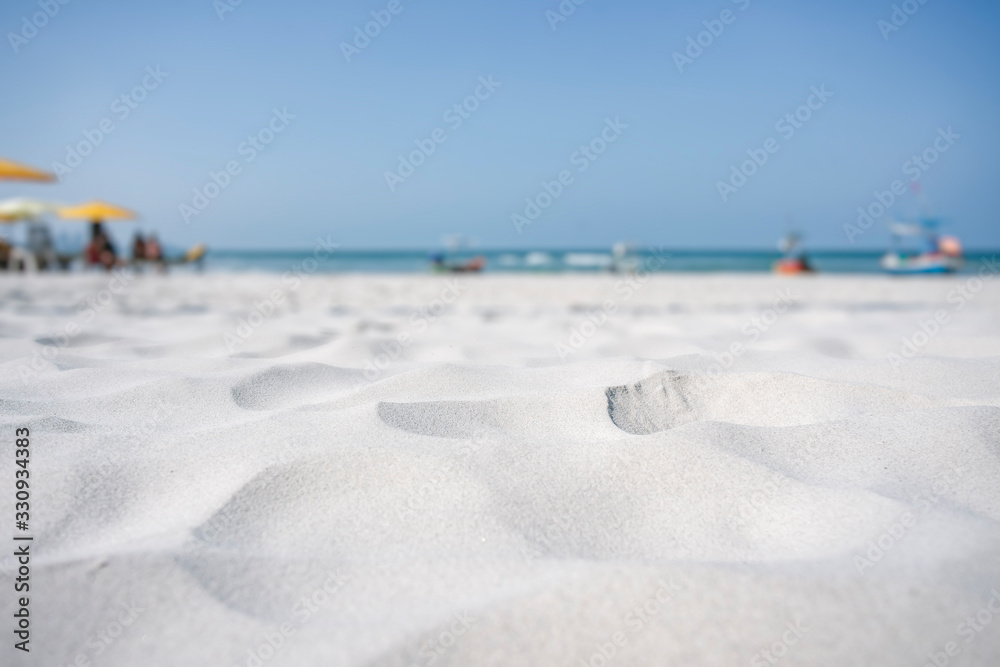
[1, 272, 999, 666]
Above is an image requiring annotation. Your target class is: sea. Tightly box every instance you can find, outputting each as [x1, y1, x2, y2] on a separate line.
[198, 248, 998, 274]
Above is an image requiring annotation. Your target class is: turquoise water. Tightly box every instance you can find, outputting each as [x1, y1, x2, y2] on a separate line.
[200, 248, 998, 274]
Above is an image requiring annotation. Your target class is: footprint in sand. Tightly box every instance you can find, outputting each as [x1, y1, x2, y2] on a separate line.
[606, 371, 703, 435]
[605, 369, 946, 434]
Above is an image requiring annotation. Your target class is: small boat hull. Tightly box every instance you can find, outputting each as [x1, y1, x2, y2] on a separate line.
[773, 258, 814, 275]
[881, 253, 962, 274]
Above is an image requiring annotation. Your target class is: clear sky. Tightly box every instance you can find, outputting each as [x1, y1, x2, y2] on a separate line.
[2, 0, 998, 250]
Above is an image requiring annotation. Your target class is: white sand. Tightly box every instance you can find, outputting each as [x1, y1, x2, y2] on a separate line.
[2, 270, 1000, 666]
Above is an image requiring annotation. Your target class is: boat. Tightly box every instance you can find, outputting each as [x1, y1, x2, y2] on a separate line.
[881, 219, 963, 275]
[430, 254, 486, 273]
[431, 234, 486, 273]
[773, 232, 814, 275]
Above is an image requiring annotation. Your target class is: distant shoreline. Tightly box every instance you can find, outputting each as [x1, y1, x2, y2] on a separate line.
[188, 248, 998, 275]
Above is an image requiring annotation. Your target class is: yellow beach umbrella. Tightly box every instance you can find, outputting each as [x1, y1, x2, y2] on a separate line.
[58, 200, 137, 222]
[0, 157, 55, 182]
[59, 200, 138, 242]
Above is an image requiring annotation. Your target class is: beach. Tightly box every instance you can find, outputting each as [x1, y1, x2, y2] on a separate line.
[2, 270, 1000, 666]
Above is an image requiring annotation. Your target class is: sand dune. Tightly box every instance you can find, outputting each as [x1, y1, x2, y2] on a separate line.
[1, 272, 999, 666]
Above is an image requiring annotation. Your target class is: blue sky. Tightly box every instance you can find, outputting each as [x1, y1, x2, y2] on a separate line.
[2, 0, 998, 250]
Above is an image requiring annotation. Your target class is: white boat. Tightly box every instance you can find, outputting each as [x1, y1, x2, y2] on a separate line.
[881, 220, 963, 275]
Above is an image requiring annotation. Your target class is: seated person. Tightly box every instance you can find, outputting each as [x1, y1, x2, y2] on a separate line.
[132, 232, 146, 262]
[145, 234, 163, 262]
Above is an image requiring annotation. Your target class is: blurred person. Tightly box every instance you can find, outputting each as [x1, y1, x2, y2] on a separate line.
[145, 233, 163, 262]
[25, 224, 57, 271]
[85, 227, 119, 271]
[145, 233, 167, 272]
[0, 237, 11, 270]
[85, 229, 104, 266]
[99, 232, 119, 270]
[132, 232, 146, 262]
